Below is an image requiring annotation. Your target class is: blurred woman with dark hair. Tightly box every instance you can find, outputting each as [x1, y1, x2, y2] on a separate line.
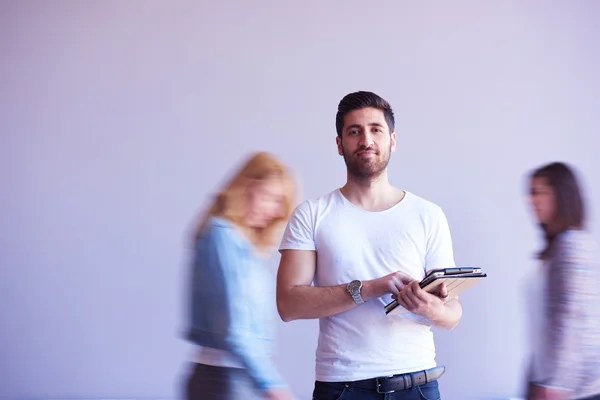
[525, 162, 600, 400]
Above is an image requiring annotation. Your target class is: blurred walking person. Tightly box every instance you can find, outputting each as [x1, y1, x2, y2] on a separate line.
[524, 162, 600, 400]
[184, 152, 297, 400]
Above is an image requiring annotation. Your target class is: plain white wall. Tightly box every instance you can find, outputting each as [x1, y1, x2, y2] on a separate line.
[1, 1, 599, 399]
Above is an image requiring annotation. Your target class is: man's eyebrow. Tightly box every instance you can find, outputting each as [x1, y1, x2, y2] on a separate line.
[345, 122, 385, 131]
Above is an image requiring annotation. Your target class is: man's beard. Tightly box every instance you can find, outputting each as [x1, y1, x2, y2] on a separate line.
[342, 144, 391, 180]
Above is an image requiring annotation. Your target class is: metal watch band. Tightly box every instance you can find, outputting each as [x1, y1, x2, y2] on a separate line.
[348, 280, 364, 305]
[352, 291, 364, 304]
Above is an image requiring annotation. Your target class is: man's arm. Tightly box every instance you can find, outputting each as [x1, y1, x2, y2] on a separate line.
[400, 204, 462, 330]
[276, 249, 410, 322]
[429, 296, 462, 330]
[395, 281, 462, 330]
[434, 298, 463, 330]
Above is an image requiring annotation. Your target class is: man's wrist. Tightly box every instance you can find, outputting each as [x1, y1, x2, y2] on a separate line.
[416, 300, 446, 324]
[360, 280, 375, 302]
[347, 280, 365, 304]
[429, 300, 461, 329]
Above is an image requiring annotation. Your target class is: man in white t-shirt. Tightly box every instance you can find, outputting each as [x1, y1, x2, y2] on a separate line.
[276, 91, 463, 399]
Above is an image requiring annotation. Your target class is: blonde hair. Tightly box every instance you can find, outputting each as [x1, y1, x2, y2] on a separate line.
[194, 152, 297, 251]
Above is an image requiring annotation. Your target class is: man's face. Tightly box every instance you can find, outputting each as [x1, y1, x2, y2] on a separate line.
[336, 107, 396, 180]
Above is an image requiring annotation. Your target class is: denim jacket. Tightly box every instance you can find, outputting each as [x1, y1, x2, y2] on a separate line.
[186, 217, 287, 391]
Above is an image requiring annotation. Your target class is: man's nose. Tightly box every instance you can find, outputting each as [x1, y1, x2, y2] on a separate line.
[358, 132, 374, 148]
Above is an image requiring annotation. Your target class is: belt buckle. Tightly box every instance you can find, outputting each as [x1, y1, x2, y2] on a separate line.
[375, 376, 395, 394]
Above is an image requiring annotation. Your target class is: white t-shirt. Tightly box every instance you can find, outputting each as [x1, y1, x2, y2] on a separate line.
[279, 189, 456, 382]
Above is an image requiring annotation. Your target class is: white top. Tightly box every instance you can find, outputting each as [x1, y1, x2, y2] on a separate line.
[194, 346, 244, 368]
[279, 189, 456, 381]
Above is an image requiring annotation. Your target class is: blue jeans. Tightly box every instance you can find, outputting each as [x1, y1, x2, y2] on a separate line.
[312, 379, 441, 400]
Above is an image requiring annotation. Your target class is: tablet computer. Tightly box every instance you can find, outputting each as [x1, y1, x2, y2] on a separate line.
[384, 267, 487, 316]
[419, 267, 483, 288]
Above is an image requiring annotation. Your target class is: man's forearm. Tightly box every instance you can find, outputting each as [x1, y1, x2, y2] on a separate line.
[277, 274, 398, 322]
[430, 299, 462, 330]
[277, 284, 356, 321]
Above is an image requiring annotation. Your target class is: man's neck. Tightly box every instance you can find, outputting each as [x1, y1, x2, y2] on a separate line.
[340, 171, 404, 212]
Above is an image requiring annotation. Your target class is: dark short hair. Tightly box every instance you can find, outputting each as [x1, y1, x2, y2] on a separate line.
[335, 91, 395, 137]
[530, 162, 586, 258]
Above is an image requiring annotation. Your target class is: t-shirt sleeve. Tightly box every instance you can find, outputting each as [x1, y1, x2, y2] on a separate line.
[424, 205, 456, 272]
[279, 201, 316, 252]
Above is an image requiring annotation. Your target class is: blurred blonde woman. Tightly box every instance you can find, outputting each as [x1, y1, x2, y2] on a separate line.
[184, 152, 297, 400]
[525, 162, 600, 400]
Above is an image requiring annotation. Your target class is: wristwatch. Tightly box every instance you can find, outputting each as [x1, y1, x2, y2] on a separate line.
[347, 280, 364, 305]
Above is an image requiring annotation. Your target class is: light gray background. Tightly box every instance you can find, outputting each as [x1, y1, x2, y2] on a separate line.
[1, 1, 599, 399]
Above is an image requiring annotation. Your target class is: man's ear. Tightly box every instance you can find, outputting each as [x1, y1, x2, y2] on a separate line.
[390, 131, 397, 152]
[336, 136, 343, 156]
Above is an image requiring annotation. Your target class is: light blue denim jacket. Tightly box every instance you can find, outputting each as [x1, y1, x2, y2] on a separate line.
[186, 217, 287, 391]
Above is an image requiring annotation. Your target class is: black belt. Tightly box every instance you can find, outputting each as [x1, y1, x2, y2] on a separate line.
[349, 366, 445, 394]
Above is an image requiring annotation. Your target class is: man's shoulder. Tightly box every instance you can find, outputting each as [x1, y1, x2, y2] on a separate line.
[279, 191, 340, 250]
[404, 191, 445, 213]
[293, 189, 341, 213]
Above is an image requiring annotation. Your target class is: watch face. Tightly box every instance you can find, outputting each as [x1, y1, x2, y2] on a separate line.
[348, 280, 361, 292]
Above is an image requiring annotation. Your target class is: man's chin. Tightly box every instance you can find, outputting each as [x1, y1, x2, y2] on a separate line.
[349, 167, 384, 180]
